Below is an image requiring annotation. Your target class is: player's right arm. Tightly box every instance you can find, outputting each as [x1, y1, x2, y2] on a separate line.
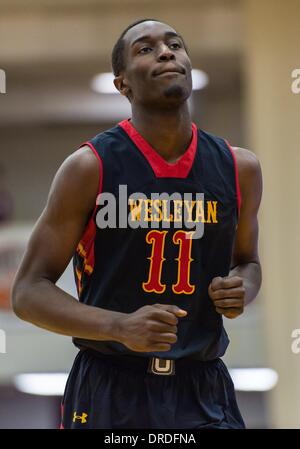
[11, 147, 185, 352]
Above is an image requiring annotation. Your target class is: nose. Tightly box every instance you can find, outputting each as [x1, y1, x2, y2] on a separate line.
[157, 43, 176, 61]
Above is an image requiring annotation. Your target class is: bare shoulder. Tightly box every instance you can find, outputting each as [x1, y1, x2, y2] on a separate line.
[231, 147, 262, 210]
[58, 145, 99, 180]
[231, 146, 262, 189]
[46, 145, 100, 217]
[50, 145, 99, 195]
[232, 146, 261, 173]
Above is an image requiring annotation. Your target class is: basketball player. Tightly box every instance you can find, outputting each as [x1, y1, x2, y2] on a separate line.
[12, 19, 262, 429]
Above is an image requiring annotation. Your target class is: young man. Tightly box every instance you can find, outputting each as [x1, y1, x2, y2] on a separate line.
[12, 19, 262, 429]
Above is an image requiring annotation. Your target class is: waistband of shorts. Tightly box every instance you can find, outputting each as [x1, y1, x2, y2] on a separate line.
[81, 348, 221, 373]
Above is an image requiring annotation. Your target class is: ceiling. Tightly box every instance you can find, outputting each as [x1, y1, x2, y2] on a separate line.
[0, 0, 243, 125]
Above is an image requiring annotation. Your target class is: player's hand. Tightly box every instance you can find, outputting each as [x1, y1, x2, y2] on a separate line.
[116, 304, 187, 353]
[208, 276, 245, 319]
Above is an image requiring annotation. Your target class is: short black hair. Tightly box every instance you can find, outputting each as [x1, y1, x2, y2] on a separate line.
[111, 18, 188, 77]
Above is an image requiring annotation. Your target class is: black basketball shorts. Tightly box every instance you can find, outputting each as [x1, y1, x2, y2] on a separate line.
[60, 349, 245, 429]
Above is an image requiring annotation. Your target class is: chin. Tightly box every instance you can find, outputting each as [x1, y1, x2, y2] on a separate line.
[163, 84, 185, 98]
[162, 84, 191, 104]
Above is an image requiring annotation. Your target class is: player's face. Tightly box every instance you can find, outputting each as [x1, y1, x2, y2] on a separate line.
[116, 21, 193, 108]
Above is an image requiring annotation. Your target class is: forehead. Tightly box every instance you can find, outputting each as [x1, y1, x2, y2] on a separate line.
[124, 21, 178, 47]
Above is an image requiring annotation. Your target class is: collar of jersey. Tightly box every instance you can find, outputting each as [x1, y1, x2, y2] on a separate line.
[118, 118, 198, 178]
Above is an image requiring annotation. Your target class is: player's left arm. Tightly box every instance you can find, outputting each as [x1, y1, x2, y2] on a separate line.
[208, 147, 263, 319]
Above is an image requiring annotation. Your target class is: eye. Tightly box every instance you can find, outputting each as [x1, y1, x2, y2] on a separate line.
[138, 46, 152, 54]
[169, 42, 181, 49]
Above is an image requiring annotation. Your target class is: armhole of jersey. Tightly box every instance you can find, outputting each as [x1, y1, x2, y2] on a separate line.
[74, 141, 103, 295]
[224, 139, 242, 216]
[79, 141, 103, 218]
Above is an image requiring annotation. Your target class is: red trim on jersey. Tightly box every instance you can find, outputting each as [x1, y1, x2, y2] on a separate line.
[225, 140, 242, 216]
[77, 219, 97, 276]
[118, 119, 198, 178]
[74, 142, 103, 288]
[81, 141, 103, 204]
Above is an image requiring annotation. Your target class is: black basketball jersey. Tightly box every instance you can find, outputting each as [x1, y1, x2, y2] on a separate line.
[72, 119, 241, 361]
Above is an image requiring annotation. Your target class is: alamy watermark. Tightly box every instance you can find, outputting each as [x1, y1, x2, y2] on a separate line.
[291, 329, 300, 354]
[291, 69, 300, 94]
[0, 329, 6, 353]
[0, 69, 6, 94]
[94, 185, 217, 240]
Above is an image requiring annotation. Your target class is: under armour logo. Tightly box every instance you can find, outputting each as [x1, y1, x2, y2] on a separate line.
[73, 411, 88, 424]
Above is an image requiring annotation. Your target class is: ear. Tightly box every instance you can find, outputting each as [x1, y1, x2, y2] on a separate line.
[113, 75, 130, 97]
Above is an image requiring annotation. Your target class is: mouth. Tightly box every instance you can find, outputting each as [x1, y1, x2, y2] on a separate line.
[155, 71, 184, 77]
[153, 66, 186, 77]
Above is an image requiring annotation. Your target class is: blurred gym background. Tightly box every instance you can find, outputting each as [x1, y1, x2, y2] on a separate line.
[0, 0, 299, 428]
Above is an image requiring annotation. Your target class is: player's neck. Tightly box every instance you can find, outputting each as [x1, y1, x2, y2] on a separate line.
[130, 105, 192, 163]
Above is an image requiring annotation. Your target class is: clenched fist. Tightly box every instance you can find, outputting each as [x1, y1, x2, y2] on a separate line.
[208, 276, 245, 319]
[116, 304, 188, 353]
